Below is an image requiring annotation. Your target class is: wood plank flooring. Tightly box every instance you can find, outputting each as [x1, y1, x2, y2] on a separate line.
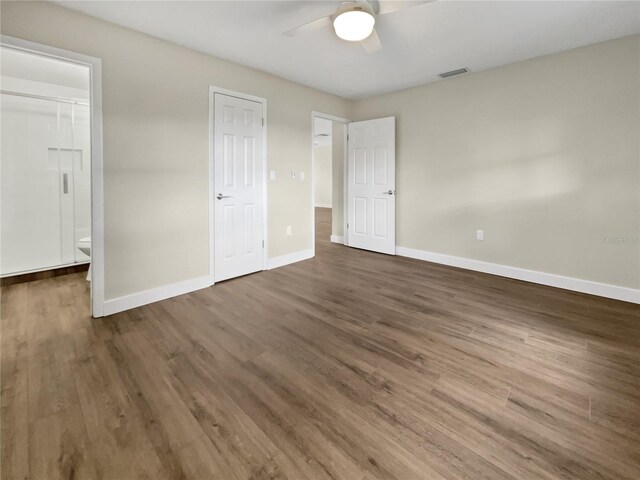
[2, 207, 639, 479]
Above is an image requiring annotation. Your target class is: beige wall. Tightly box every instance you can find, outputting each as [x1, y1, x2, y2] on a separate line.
[313, 145, 332, 207]
[352, 35, 640, 289]
[0, 1, 352, 300]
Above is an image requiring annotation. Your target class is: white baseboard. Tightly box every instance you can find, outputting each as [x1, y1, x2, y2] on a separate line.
[267, 249, 314, 270]
[102, 275, 213, 317]
[315, 204, 332, 209]
[330, 235, 344, 244]
[396, 246, 640, 304]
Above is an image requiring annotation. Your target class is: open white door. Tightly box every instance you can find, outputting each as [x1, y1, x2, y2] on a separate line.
[214, 93, 264, 281]
[347, 116, 396, 255]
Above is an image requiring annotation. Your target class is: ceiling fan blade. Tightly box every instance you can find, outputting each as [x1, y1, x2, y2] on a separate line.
[283, 16, 332, 37]
[362, 27, 382, 54]
[377, 0, 434, 15]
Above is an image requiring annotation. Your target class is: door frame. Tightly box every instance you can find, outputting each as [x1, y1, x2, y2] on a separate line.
[310, 111, 349, 254]
[1, 34, 105, 317]
[209, 86, 268, 283]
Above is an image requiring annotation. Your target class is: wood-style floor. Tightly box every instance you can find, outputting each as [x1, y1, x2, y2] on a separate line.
[2, 207, 639, 480]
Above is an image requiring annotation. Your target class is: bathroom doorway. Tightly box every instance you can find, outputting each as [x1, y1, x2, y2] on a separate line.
[0, 36, 104, 316]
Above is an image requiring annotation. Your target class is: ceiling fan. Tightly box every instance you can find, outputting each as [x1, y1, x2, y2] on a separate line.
[283, 1, 434, 53]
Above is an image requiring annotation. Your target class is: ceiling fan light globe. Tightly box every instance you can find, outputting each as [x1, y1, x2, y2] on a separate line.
[333, 10, 375, 42]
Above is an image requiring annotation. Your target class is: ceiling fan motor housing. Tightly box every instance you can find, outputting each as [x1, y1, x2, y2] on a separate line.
[334, 1, 376, 19]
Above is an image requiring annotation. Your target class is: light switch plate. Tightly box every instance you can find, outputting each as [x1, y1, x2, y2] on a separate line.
[270, 170, 276, 181]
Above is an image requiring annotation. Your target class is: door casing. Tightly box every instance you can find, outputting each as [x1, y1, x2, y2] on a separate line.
[209, 86, 268, 284]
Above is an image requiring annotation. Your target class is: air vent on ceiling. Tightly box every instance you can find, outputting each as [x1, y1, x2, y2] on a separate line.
[439, 68, 469, 79]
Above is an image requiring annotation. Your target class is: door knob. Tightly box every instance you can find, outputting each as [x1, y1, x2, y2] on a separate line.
[216, 193, 231, 200]
[382, 190, 396, 195]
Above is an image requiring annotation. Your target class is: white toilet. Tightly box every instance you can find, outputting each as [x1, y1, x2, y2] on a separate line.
[77, 236, 91, 281]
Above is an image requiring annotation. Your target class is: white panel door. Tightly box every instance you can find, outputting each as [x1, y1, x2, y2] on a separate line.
[347, 117, 396, 255]
[214, 93, 264, 282]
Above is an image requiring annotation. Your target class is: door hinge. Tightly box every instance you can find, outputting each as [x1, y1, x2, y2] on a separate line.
[347, 223, 349, 229]
[262, 118, 264, 127]
[262, 240, 264, 248]
[347, 134, 349, 141]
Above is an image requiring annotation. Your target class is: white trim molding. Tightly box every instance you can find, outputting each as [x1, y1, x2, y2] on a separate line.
[315, 203, 333, 209]
[103, 275, 213, 317]
[267, 249, 314, 270]
[311, 111, 350, 124]
[330, 235, 344, 244]
[396, 246, 640, 304]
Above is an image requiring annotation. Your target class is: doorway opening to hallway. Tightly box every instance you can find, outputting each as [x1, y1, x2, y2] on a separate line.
[312, 112, 347, 254]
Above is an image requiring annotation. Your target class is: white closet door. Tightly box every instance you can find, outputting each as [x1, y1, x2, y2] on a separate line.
[213, 93, 264, 282]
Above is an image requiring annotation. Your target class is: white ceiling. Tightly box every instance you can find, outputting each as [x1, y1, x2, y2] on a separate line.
[55, 0, 640, 99]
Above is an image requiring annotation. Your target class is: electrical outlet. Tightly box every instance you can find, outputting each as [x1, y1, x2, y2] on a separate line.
[290, 170, 296, 180]
[270, 170, 276, 181]
[300, 171, 305, 181]
[476, 230, 484, 241]
[286, 225, 292, 236]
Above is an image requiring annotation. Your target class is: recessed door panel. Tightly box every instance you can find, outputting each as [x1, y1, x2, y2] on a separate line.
[347, 117, 396, 255]
[244, 137, 255, 187]
[373, 147, 387, 185]
[354, 196, 367, 235]
[223, 105, 234, 123]
[244, 203, 255, 255]
[223, 134, 235, 187]
[373, 198, 388, 238]
[243, 110, 253, 127]
[223, 205, 235, 258]
[374, 124, 387, 140]
[214, 93, 264, 282]
[354, 149, 367, 185]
